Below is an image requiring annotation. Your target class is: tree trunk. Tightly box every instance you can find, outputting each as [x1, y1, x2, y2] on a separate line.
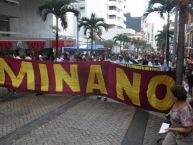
[56, 16, 59, 57]
[176, 5, 186, 85]
[91, 30, 94, 56]
[137, 47, 139, 56]
[166, 13, 170, 66]
[161, 42, 165, 57]
[120, 41, 122, 51]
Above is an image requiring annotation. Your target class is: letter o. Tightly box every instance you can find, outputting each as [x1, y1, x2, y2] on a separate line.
[147, 75, 175, 111]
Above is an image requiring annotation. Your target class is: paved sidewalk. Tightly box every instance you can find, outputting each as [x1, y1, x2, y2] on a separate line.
[0, 91, 165, 145]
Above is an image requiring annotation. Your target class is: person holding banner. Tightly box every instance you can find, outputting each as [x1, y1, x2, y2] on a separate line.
[162, 86, 193, 145]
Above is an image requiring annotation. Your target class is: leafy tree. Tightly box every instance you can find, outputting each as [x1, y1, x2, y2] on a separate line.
[132, 38, 147, 55]
[113, 34, 132, 50]
[79, 13, 108, 54]
[155, 26, 174, 56]
[144, 0, 193, 84]
[102, 40, 114, 49]
[144, 0, 177, 65]
[122, 35, 132, 49]
[113, 34, 124, 50]
[38, 0, 79, 57]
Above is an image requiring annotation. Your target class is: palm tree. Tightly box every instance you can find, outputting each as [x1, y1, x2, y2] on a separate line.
[38, 0, 79, 57]
[122, 35, 132, 50]
[79, 13, 108, 54]
[132, 38, 147, 55]
[113, 34, 124, 50]
[113, 34, 131, 51]
[155, 26, 174, 56]
[144, 0, 177, 66]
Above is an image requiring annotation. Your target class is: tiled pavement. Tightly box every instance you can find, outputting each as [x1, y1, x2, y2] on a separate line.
[0, 88, 166, 145]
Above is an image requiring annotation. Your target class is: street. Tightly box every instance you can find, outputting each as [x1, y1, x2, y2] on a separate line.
[0, 88, 165, 145]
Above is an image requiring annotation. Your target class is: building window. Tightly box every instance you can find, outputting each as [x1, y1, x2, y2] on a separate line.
[109, 6, 117, 10]
[0, 16, 10, 36]
[109, 15, 116, 19]
[0, 17, 9, 31]
[80, 7, 85, 10]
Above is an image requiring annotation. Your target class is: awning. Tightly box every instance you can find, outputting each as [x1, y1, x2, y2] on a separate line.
[64, 44, 104, 52]
[0, 41, 13, 49]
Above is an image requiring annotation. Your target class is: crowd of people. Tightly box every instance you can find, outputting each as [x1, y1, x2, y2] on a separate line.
[4, 49, 178, 71]
[1, 48, 193, 144]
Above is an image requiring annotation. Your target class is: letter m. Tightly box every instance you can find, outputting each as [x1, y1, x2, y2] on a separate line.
[0, 58, 35, 90]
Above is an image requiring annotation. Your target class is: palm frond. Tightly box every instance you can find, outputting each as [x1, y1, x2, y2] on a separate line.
[144, 0, 177, 18]
[40, 9, 53, 21]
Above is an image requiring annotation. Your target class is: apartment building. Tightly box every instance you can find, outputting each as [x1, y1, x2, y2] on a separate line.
[141, 18, 155, 48]
[63, 0, 127, 39]
[0, 0, 77, 51]
[0, 0, 53, 39]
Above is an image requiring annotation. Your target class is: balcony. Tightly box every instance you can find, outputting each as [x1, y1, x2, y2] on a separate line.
[108, 10, 119, 16]
[106, 19, 118, 25]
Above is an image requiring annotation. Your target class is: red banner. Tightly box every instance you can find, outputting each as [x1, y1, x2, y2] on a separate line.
[0, 41, 13, 49]
[27, 41, 46, 48]
[51, 40, 75, 48]
[0, 57, 175, 112]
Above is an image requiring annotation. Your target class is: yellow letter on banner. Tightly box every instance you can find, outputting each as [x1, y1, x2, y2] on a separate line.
[86, 65, 107, 94]
[54, 64, 80, 92]
[39, 64, 49, 91]
[147, 75, 175, 111]
[116, 68, 141, 106]
[0, 58, 35, 90]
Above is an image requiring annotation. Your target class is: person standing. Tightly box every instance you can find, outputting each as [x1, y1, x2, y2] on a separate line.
[162, 86, 193, 145]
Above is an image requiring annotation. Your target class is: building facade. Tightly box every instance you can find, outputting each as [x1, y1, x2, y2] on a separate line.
[62, 0, 127, 39]
[79, 0, 126, 29]
[125, 13, 141, 32]
[0, 0, 53, 39]
[141, 18, 155, 48]
[0, 0, 77, 51]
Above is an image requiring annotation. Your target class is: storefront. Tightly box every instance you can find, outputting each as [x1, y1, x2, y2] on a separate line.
[0, 39, 75, 56]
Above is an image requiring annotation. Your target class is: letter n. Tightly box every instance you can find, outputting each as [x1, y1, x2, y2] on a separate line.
[116, 68, 141, 106]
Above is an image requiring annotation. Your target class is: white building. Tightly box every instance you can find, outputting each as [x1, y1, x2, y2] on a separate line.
[141, 18, 155, 48]
[102, 28, 135, 40]
[60, 0, 127, 40]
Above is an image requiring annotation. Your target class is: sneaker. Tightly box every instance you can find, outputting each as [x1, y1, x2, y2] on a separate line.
[35, 93, 43, 96]
[103, 97, 107, 101]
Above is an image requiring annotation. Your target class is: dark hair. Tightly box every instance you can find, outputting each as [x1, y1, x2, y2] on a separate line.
[171, 85, 187, 101]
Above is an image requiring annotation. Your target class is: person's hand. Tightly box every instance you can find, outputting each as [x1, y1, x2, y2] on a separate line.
[165, 128, 175, 132]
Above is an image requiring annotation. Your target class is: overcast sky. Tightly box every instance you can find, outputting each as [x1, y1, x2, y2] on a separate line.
[126, 0, 167, 34]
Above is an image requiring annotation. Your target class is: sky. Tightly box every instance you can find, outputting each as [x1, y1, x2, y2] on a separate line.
[126, 0, 167, 34]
